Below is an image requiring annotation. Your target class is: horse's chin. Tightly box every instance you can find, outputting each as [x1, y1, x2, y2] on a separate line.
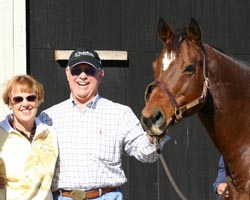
[147, 121, 171, 136]
[146, 115, 174, 137]
[148, 126, 166, 136]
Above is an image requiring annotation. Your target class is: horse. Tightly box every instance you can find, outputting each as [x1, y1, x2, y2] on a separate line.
[141, 17, 250, 200]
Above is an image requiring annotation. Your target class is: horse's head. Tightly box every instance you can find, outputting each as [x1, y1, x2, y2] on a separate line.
[141, 18, 209, 136]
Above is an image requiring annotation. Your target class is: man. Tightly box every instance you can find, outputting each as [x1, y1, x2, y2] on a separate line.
[213, 156, 229, 199]
[39, 48, 170, 200]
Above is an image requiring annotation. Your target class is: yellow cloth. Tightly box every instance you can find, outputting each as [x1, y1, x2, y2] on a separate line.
[0, 117, 58, 200]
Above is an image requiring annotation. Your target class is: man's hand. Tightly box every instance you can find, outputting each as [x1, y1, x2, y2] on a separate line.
[146, 133, 155, 144]
[146, 129, 169, 144]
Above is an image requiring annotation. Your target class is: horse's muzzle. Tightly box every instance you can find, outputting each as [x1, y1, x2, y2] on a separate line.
[141, 110, 169, 136]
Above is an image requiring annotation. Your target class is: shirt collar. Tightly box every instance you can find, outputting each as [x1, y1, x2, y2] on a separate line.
[1, 114, 43, 135]
[70, 93, 100, 109]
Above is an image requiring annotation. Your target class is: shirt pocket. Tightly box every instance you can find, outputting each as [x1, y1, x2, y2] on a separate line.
[91, 128, 119, 162]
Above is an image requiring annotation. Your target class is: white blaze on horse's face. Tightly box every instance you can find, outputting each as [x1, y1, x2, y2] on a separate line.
[162, 51, 176, 71]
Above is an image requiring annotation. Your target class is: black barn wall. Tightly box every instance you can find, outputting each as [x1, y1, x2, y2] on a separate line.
[27, 1, 250, 199]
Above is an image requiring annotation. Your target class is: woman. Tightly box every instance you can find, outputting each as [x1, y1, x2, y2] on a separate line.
[0, 75, 58, 200]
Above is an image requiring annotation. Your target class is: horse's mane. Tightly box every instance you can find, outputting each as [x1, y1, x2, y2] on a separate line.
[211, 46, 250, 71]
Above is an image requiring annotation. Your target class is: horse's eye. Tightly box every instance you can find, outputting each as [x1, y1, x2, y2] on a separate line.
[184, 64, 195, 74]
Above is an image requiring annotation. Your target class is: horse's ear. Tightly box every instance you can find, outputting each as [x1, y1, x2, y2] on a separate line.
[187, 18, 202, 46]
[158, 18, 173, 44]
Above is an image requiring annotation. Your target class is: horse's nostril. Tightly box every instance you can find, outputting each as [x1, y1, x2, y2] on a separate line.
[152, 111, 162, 123]
[141, 110, 165, 128]
[152, 110, 165, 127]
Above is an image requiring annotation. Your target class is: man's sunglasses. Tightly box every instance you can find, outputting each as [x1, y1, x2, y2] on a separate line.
[70, 67, 97, 76]
[12, 95, 37, 104]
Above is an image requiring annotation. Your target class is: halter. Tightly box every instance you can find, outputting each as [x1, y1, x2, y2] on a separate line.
[144, 45, 209, 125]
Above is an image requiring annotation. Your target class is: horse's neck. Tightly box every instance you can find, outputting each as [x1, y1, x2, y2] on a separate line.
[206, 45, 250, 95]
[198, 47, 250, 192]
[199, 45, 250, 153]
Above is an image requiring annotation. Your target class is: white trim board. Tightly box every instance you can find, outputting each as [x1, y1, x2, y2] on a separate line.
[0, 0, 26, 118]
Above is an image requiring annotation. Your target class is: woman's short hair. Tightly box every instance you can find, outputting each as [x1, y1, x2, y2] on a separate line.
[2, 74, 44, 105]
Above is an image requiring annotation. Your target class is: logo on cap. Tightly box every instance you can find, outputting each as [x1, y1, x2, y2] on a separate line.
[74, 51, 95, 58]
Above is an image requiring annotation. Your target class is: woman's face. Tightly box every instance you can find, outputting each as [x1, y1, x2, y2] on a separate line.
[9, 86, 39, 126]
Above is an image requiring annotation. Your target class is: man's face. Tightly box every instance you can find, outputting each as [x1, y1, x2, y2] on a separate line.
[65, 63, 104, 104]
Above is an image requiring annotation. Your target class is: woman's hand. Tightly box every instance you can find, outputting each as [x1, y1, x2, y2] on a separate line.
[217, 183, 229, 198]
[0, 177, 6, 189]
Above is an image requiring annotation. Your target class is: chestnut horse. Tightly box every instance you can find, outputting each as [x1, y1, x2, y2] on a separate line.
[141, 18, 250, 200]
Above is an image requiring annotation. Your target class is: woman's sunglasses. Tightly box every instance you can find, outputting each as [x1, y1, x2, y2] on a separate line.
[70, 67, 97, 76]
[12, 95, 37, 104]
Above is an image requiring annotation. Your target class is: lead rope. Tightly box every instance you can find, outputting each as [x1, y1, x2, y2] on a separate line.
[154, 137, 188, 200]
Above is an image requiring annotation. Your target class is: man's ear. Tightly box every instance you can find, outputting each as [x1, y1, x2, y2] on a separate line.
[65, 67, 70, 81]
[98, 70, 105, 83]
